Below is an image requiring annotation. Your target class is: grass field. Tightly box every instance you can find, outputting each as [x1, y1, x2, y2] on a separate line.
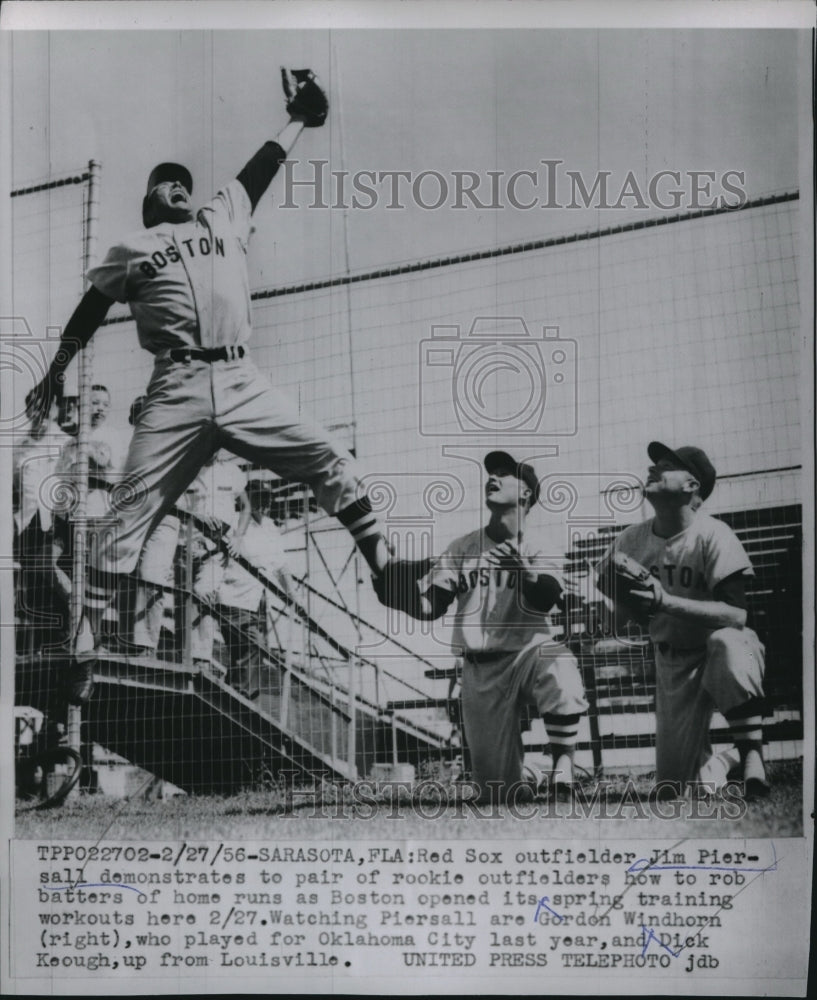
[16, 760, 803, 841]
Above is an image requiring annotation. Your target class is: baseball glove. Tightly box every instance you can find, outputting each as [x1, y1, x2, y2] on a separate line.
[373, 557, 434, 616]
[597, 552, 663, 618]
[281, 68, 328, 127]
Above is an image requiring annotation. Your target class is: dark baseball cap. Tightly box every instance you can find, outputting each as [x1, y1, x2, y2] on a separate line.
[145, 162, 193, 196]
[647, 441, 716, 501]
[484, 450, 541, 506]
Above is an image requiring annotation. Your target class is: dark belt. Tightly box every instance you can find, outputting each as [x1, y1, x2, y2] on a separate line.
[465, 649, 508, 665]
[656, 641, 707, 656]
[168, 345, 246, 363]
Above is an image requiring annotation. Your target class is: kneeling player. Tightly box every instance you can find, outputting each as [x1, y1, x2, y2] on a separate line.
[596, 441, 768, 799]
[377, 452, 588, 804]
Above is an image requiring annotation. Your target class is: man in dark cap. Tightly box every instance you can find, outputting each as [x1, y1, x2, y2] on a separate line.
[596, 441, 769, 799]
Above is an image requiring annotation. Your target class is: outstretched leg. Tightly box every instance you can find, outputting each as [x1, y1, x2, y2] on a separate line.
[217, 359, 392, 578]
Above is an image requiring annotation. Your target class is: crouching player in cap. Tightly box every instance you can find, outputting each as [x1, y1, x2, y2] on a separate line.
[376, 452, 588, 804]
[596, 442, 769, 799]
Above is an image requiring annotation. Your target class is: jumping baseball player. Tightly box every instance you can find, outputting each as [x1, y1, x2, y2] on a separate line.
[26, 69, 393, 699]
[595, 441, 769, 798]
[383, 451, 588, 803]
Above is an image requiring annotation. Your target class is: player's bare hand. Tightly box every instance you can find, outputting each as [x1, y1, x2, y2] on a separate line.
[197, 514, 226, 539]
[628, 581, 665, 614]
[224, 532, 244, 558]
[484, 539, 520, 566]
[484, 540, 538, 585]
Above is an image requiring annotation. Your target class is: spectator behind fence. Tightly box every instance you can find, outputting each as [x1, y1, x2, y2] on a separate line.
[192, 473, 291, 700]
[52, 386, 131, 644]
[54, 384, 129, 517]
[13, 393, 71, 650]
[182, 451, 250, 673]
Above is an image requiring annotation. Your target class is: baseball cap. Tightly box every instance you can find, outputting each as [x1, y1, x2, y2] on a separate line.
[145, 162, 193, 196]
[484, 450, 541, 506]
[647, 441, 716, 501]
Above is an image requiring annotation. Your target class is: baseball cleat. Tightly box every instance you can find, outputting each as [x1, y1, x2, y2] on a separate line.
[549, 755, 575, 802]
[64, 652, 97, 705]
[371, 559, 407, 611]
[650, 781, 683, 803]
[521, 763, 547, 798]
[742, 749, 770, 799]
[371, 569, 390, 606]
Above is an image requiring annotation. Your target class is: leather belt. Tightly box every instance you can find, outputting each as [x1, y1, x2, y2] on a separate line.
[168, 345, 246, 363]
[656, 641, 707, 656]
[465, 649, 508, 665]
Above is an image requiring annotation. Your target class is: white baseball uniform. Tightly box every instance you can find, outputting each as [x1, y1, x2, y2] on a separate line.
[13, 422, 71, 646]
[421, 528, 587, 796]
[606, 513, 765, 783]
[85, 179, 364, 580]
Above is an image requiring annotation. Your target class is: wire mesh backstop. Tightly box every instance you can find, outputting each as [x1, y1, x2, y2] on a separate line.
[9, 173, 803, 797]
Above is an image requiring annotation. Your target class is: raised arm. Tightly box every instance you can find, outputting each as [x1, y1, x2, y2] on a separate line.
[237, 68, 328, 212]
[25, 285, 114, 421]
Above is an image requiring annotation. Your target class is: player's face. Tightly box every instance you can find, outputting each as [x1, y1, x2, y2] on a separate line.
[145, 181, 194, 225]
[645, 458, 697, 499]
[90, 390, 110, 427]
[485, 466, 529, 510]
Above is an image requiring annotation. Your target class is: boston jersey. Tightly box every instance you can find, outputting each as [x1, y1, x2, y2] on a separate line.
[610, 513, 753, 647]
[422, 528, 553, 655]
[87, 180, 253, 353]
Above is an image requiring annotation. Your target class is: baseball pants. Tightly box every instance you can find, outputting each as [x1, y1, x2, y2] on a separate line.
[654, 626, 765, 784]
[461, 636, 588, 800]
[125, 514, 180, 650]
[92, 355, 364, 578]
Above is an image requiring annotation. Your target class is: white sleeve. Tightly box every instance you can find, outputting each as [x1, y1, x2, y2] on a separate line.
[201, 179, 253, 246]
[705, 522, 754, 588]
[86, 243, 134, 303]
